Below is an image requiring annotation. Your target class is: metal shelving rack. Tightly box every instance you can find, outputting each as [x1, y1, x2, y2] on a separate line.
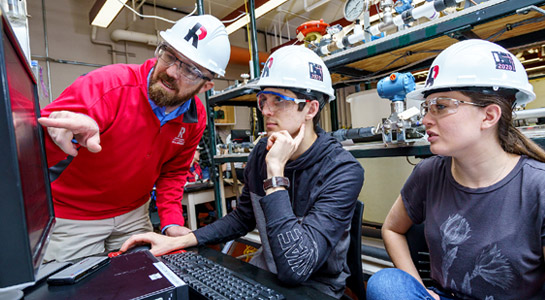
[206, 0, 545, 215]
[325, 0, 545, 70]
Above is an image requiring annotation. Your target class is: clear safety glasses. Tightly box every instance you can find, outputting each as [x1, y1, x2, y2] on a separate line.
[421, 97, 487, 117]
[155, 45, 211, 82]
[256, 91, 311, 113]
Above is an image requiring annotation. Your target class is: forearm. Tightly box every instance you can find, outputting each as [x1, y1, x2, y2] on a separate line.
[193, 199, 255, 245]
[193, 213, 251, 245]
[261, 191, 328, 284]
[156, 166, 191, 227]
[175, 232, 198, 249]
[156, 193, 185, 228]
[382, 228, 424, 285]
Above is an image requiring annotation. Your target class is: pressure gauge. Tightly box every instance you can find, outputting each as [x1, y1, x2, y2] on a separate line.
[343, 0, 366, 22]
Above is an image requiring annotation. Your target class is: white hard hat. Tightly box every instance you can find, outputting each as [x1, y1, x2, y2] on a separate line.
[407, 39, 535, 105]
[255, 45, 335, 102]
[160, 15, 230, 77]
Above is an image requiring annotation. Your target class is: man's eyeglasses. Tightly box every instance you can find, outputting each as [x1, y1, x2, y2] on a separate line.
[420, 97, 487, 117]
[256, 91, 311, 113]
[155, 45, 211, 82]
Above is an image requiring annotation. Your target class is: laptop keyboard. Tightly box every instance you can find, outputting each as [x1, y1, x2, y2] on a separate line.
[161, 251, 285, 300]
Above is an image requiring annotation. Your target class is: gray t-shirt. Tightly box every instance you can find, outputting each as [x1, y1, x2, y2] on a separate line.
[402, 156, 545, 299]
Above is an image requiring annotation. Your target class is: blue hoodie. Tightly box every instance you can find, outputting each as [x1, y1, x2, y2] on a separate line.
[194, 127, 364, 298]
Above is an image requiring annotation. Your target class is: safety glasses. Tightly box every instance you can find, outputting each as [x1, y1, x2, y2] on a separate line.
[256, 91, 311, 112]
[421, 97, 487, 117]
[155, 45, 211, 82]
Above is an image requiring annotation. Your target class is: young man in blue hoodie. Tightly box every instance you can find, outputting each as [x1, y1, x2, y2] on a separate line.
[122, 45, 365, 298]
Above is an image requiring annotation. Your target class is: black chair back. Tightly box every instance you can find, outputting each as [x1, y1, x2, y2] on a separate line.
[406, 223, 432, 286]
[345, 200, 365, 300]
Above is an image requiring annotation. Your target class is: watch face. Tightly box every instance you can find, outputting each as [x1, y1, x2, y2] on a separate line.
[344, 0, 365, 22]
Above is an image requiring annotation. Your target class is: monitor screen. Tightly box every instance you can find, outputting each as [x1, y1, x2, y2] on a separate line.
[0, 11, 55, 290]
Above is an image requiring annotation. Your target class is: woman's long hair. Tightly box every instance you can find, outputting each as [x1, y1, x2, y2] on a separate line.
[461, 89, 545, 163]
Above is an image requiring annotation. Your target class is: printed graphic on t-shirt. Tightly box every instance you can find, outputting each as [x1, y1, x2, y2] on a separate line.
[439, 214, 514, 298]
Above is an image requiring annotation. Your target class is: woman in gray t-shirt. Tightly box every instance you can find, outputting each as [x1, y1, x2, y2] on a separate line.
[367, 40, 545, 300]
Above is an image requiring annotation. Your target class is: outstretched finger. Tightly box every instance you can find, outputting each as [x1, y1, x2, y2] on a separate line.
[38, 117, 87, 132]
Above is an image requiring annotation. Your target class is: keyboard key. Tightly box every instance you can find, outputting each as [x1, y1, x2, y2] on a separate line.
[161, 252, 285, 300]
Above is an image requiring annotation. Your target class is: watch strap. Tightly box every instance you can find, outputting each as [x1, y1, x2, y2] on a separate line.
[263, 176, 290, 190]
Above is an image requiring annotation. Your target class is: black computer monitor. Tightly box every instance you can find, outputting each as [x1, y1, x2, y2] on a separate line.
[0, 9, 55, 292]
[230, 129, 252, 144]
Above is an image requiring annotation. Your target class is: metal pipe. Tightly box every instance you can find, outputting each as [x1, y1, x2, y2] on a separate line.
[109, 28, 268, 66]
[41, 0, 52, 102]
[132, 0, 136, 22]
[330, 90, 339, 131]
[197, 0, 204, 15]
[330, 126, 378, 141]
[516, 5, 545, 16]
[513, 108, 545, 120]
[318, 21, 364, 56]
[249, 0, 260, 78]
[31, 55, 105, 68]
[136, 0, 147, 11]
[111, 29, 160, 46]
[286, 19, 290, 41]
[195, 0, 222, 216]
[319, 0, 463, 55]
[91, 26, 117, 64]
[339, 88, 346, 128]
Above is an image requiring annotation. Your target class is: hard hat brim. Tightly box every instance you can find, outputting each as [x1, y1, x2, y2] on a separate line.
[407, 83, 536, 106]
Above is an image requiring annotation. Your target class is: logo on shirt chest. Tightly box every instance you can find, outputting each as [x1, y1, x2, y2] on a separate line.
[172, 127, 186, 145]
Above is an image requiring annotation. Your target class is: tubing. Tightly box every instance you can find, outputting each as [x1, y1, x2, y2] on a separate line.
[330, 126, 378, 141]
[513, 108, 545, 120]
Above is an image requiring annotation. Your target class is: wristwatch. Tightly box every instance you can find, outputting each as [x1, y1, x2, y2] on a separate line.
[263, 176, 290, 190]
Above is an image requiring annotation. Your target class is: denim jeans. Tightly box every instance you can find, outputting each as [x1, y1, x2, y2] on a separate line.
[366, 268, 454, 300]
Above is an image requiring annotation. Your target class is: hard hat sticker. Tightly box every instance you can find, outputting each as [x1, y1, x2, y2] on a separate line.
[184, 23, 207, 48]
[262, 58, 273, 78]
[425, 65, 439, 88]
[492, 51, 516, 72]
[308, 62, 323, 81]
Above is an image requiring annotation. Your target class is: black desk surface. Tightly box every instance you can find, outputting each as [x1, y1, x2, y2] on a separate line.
[24, 247, 335, 300]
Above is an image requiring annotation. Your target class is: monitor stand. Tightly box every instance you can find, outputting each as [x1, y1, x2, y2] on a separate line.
[0, 289, 23, 300]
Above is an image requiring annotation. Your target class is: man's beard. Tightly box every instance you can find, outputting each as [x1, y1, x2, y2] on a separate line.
[148, 70, 204, 107]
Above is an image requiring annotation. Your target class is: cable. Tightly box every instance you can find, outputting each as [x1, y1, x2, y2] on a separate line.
[121, 0, 246, 25]
[117, 0, 198, 24]
[406, 156, 418, 165]
[336, 49, 442, 84]
[222, 13, 247, 23]
[486, 16, 545, 42]
[337, 15, 544, 85]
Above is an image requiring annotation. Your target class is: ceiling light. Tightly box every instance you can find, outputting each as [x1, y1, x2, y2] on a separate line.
[225, 0, 290, 35]
[89, 0, 128, 28]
